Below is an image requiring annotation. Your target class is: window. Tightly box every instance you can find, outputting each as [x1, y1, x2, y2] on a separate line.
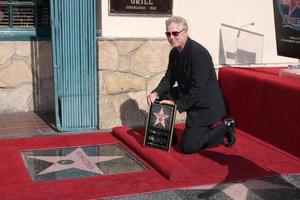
[0, 0, 50, 39]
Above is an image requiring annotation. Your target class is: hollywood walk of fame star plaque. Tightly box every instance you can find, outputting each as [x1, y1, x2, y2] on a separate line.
[144, 101, 177, 152]
[21, 144, 148, 182]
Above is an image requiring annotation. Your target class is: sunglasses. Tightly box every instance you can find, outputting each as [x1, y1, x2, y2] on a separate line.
[165, 29, 185, 37]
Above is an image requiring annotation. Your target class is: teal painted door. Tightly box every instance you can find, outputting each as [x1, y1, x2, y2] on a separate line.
[50, 0, 98, 131]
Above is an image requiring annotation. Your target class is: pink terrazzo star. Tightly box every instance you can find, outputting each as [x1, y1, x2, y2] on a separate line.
[184, 179, 292, 200]
[27, 148, 123, 175]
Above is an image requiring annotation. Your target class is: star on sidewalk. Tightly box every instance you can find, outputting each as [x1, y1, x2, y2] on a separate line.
[184, 179, 292, 200]
[153, 107, 169, 128]
[26, 148, 124, 175]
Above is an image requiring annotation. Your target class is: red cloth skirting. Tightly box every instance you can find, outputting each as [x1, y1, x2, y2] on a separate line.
[219, 67, 300, 158]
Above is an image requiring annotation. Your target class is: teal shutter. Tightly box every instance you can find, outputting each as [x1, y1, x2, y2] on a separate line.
[50, 0, 98, 131]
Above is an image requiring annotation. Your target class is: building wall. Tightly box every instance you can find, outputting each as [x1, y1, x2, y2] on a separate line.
[0, 41, 53, 113]
[98, 38, 186, 129]
[101, 0, 298, 64]
[0, 1, 298, 130]
[98, 0, 298, 129]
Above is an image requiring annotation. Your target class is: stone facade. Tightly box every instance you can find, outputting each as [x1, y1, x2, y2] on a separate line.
[98, 38, 186, 129]
[2, 38, 228, 130]
[0, 41, 54, 113]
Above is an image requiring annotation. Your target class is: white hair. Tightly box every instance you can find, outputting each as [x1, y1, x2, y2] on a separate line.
[165, 16, 188, 30]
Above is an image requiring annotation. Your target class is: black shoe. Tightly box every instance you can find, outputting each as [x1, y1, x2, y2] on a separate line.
[224, 119, 236, 148]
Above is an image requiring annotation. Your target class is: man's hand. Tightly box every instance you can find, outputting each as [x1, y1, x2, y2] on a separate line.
[160, 100, 175, 105]
[147, 92, 159, 105]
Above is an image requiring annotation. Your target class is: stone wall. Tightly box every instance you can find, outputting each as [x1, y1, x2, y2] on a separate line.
[0, 38, 185, 130]
[1, 38, 220, 130]
[0, 41, 54, 113]
[98, 38, 186, 129]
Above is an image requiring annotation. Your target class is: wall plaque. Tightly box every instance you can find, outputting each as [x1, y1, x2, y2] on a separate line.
[144, 101, 176, 152]
[109, 0, 173, 16]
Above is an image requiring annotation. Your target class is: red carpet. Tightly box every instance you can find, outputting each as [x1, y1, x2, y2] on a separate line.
[0, 125, 300, 199]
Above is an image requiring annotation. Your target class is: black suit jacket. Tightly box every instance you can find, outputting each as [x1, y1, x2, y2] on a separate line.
[154, 38, 227, 127]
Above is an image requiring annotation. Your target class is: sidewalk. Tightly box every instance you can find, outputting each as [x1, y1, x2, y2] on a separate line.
[0, 111, 56, 139]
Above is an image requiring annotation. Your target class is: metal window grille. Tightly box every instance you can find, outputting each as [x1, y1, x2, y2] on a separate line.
[0, 0, 49, 29]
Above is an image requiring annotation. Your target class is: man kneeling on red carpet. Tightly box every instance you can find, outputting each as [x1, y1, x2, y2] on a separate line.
[147, 16, 235, 154]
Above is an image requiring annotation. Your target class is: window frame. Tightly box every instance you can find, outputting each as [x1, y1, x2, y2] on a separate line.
[0, 0, 50, 40]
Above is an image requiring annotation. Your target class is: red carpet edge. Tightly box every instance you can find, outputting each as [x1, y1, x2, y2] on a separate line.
[112, 126, 191, 180]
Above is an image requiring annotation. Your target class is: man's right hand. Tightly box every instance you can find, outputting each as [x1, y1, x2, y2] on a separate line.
[147, 92, 159, 105]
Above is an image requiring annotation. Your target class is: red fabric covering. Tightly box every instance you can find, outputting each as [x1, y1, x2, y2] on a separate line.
[113, 125, 300, 187]
[233, 66, 287, 76]
[112, 126, 191, 180]
[0, 128, 300, 199]
[219, 67, 300, 158]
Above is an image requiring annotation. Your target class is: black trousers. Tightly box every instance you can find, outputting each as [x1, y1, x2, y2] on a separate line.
[162, 87, 227, 154]
[179, 123, 227, 154]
